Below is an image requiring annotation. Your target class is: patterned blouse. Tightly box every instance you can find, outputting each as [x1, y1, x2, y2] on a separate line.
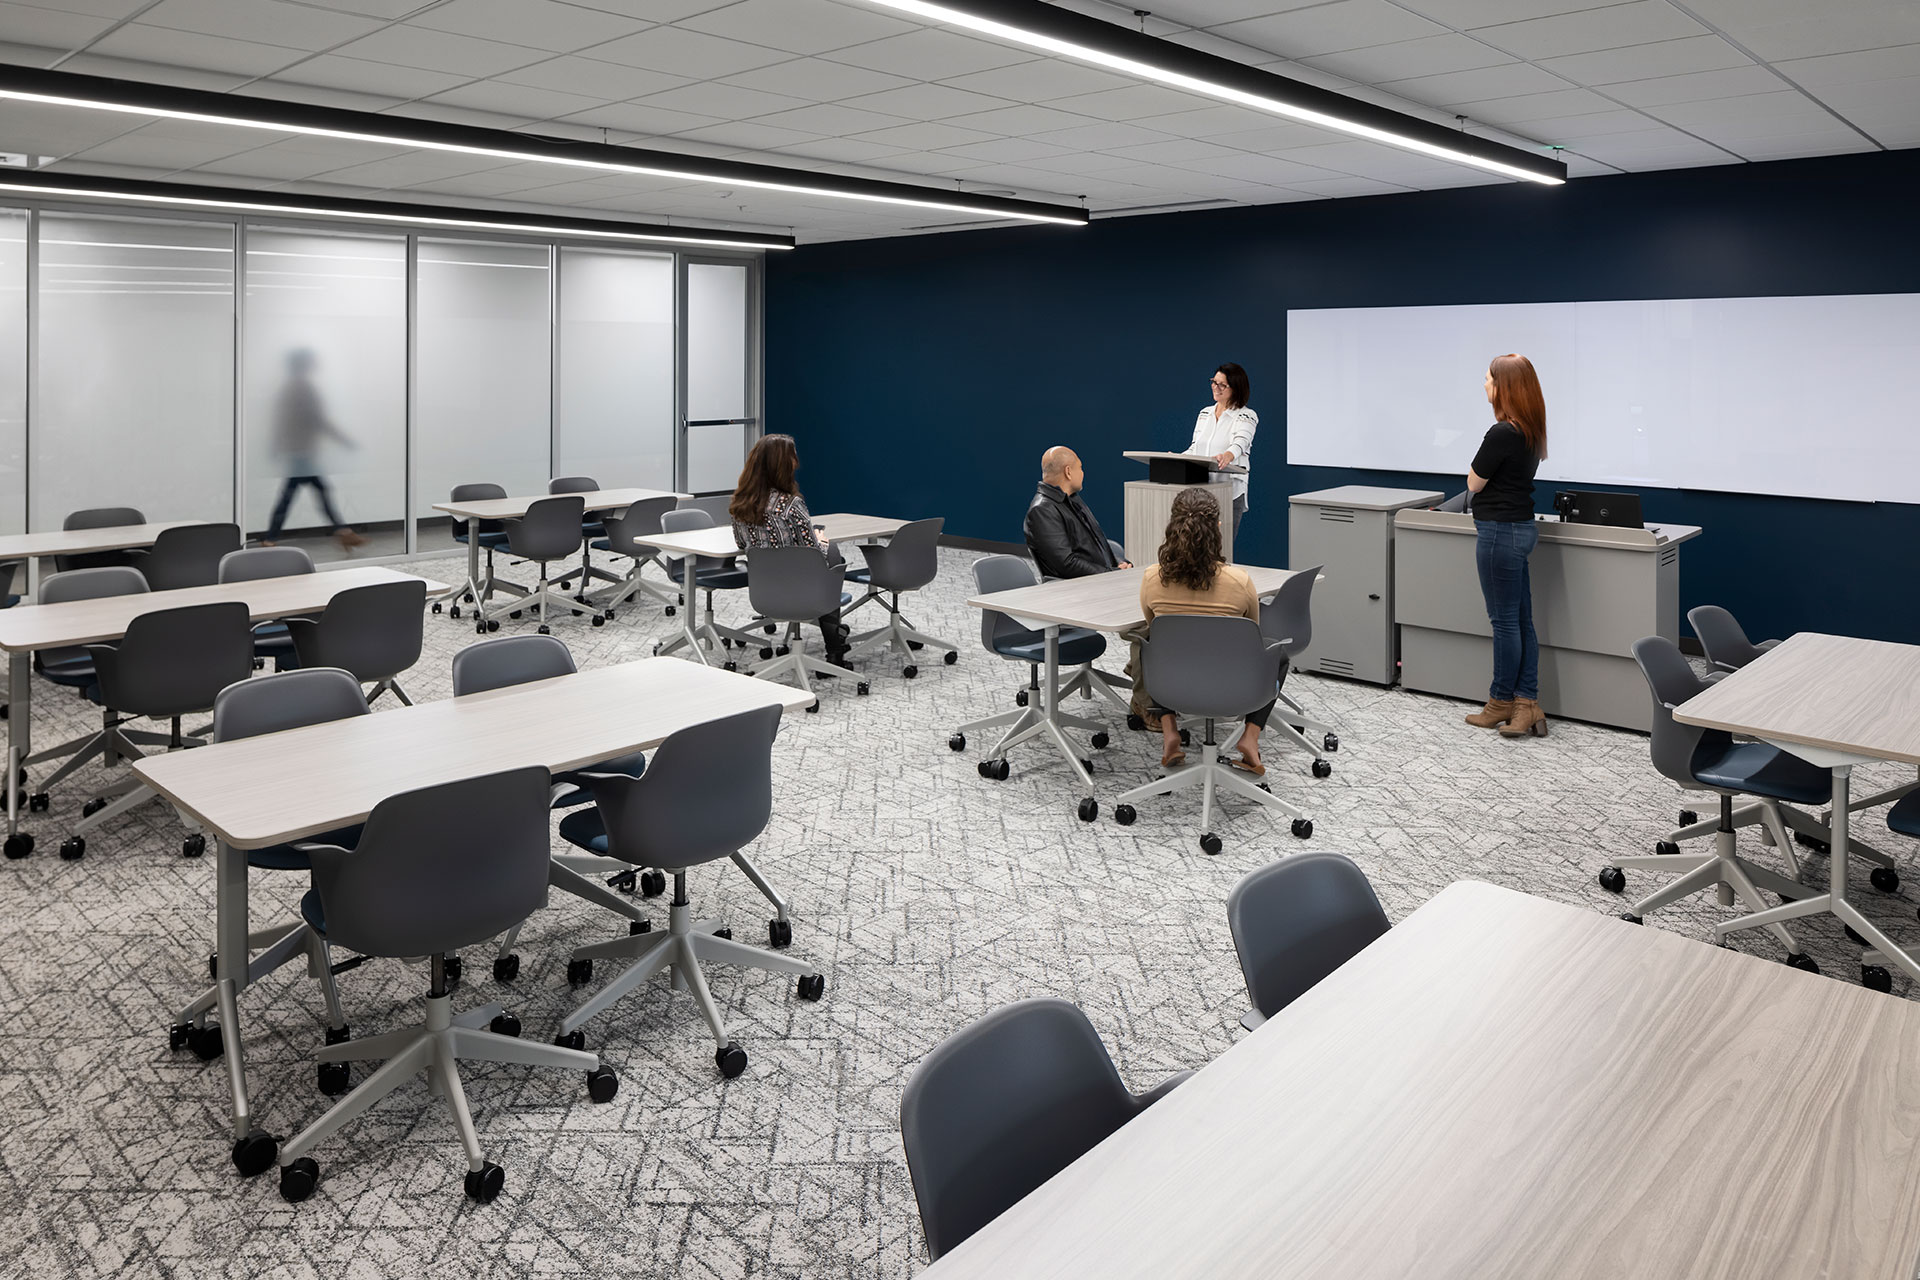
[732, 489, 828, 558]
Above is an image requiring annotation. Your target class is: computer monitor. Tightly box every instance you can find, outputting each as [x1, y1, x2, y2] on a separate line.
[1553, 489, 1643, 528]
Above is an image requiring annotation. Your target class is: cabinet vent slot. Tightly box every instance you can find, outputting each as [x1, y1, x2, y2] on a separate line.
[1319, 508, 1357, 524]
[1659, 546, 1678, 567]
[1317, 658, 1355, 677]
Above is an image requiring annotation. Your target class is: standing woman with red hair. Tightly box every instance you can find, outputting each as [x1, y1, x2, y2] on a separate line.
[1464, 354, 1549, 738]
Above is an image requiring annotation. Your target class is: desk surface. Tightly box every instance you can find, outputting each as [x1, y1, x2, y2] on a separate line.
[136, 659, 814, 849]
[0, 566, 447, 654]
[925, 880, 1920, 1280]
[967, 563, 1301, 634]
[0, 521, 197, 562]
[1394, 508, 1703, 548]
[1676, 631, 1920, 765]
[1121, 450, 1245, 475]
[432, 487, 689, 521]
[634, 513, 909, 559]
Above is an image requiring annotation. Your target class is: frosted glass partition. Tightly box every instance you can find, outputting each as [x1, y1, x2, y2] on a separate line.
[686, 261, 750, 493]
[0, 210, 23, 535]
[414, 238, 551, 545]
[244, 228, 406, 561]
[33, 213, 234, 529]
[557, 248, 673, 489]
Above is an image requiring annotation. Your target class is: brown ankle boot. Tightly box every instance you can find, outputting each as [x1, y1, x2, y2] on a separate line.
[1465, 699, 1513, 728]
[1500, 697, 1549, 737]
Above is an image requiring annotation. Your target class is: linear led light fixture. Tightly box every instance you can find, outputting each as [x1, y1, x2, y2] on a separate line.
[855, 0, 1567, 186]
[0, 63, 1089, 226]
[0, 169, 799, 250]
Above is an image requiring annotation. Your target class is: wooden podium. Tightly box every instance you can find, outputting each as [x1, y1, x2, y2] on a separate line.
[1121, 451, 1242, 565]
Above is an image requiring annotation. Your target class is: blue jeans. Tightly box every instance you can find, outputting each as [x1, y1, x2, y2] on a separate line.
[1475, 519, 1539, 701]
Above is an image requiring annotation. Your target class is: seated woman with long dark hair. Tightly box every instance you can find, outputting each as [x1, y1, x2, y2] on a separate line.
[729, 433, 851, 667]
[1140, 488, 1275, 774]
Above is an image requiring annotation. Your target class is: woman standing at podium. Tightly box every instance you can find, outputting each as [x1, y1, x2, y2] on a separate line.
[1464, 353, 1549, 738]
[1188, 362, 1256, 538]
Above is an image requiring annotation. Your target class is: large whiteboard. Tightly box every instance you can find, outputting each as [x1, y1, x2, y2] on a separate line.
[1286, 295, 1920, 503]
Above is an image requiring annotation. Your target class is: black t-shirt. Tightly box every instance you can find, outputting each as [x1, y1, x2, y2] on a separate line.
[1469, 421, 1539, 522]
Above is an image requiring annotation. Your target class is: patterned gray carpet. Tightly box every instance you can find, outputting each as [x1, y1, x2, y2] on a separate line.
[2, 546, 1914, 1279]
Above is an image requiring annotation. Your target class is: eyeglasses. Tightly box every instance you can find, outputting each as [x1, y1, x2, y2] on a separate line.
[1210, 379, 1230, 389]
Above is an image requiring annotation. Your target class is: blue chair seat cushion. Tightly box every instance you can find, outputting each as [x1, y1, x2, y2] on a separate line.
[249, 823, 363, 871]
[557, 806, 610, 856]
[38, 651, 98, 687]
[695, 567, 750, 590]
[1692, 742, 1831, 806]
[994, 626, 1107, 666]
[453, 530, 510, 549]
[1890, 791, 1920, 839]
[845, 567, 872, 584]
[552, 750, 646, 808]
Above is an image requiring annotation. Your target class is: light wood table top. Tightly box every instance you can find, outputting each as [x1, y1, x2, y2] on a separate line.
[432, 487, 689, 522]
[135, 659, 814, 849]
[0, 566, 447, 653]
[633, 513, 907, 561]
[810, 513, 911, 541]
[925, 880, 1920, 1280]
[966, 564, 1303, 634]
[0, 520, 198, 562]
[1676, 631, 1920, 765]
[1122, 450, 1245, 475]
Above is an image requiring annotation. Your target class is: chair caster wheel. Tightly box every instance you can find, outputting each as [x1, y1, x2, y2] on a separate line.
[1257, 782, 1271, 792]
[592, 615, 605, 627]
[489, 1012, 521, 1038]
[943, 650, 957, 665]
[1863, 965, 1893, 993]
[1179, 729, 1190, 746]
[769, 918, 792, 947]
[587, 1066, 618, 1103]
[948, 733, 966, 751]
[1786, 953, 1819, 973]
[475, 621, 488, 635]
[317, 1061, 350, 1096]
[1845, 924, 1867, 945]
[796, 973, 824, 1001]
[716, 1041, 748, 1078]
[566, 958, 593, 987]
[463, 591, 474, 604]
[1619, 912, 1643, 924]
[722, 661, 737, 673]
[609, 869, 636, 894]
[985, 759, 1011, 781]
[1598, 866, 1626, 894]
[1795, 831, 1830, 854]
[1678, 808, 1698, 826]
[555, 1029, 586, 1052]
[712, 926, 733, 940]
[1872, 866, 1900, 893]
[664, 606, 676, 617]
[857, 682, 870, 696]
[234, 1132, 280, 1179]
[489, 620, 502, 631]
[443, 955, 462, 985]
[629, 919, 651, 936]
[464, 1161, 504, 1204]
[1077, 797, 1098, 822]
[1091, 732, 1109, 749]
[805, 702, 819, 713]
[1015, 690, 1029, 707]
[1113, 803, 1137, 826]
[1323, 734, 1338, 752]
[763, 622, 777, 634]
[640, 869, 666, 897]
[182, 833, 206, 858]
[449, 605, 461, 619]
[28, 792, 48, 813]
[3, 832, 31, 859]
[1311, 759, 1332, 778]
[168, 1021, 194, 1050]
[1654, 840, 1680, 857]
[59, 836, 85, 861]
[510, 610, 523, 620]
[906, 640, 923, 651]
[1198, 832, 1224, 856]
[536, 624, 549, 635]
[493, 953, 519, 982]
[432, 602, 443, 614]
[604, 608, 617, 621]
[1290, 818, 1313, 839]
[903, 665, 918, 679]
[189, 1022, 224, 1060]
[760, 647, 774, 660]
[81, 796, 106, 817]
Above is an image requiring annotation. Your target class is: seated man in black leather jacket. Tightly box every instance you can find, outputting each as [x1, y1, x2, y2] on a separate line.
[1024, 445, 1133, 579]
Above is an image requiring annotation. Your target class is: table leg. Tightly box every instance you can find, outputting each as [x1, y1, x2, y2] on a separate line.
[4, 651, 30, 858]
[1038, 626, 1096, 800]
[215, 839, 256, 1141]
[656, 561, 709, 664]
[1824, 767, 1920, 985]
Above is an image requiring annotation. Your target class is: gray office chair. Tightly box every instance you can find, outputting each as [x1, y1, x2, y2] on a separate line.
[899, 998, 1189, 1262]
[1227, 853, 1388, 1031]
[845, 518, 958, 677]
[62, 600, 256, 861]
[273, 766, 617, 1206]
[220, 546, 315, 672]
[1115, 614, 1311, 853]
[554, 704, 824, 1078]
[131, 522, 242, 591]
[653, 507, 756, 656]
[1596, 636, 1892, 971]
[56, 506, 145, 573]
[434, 481, 527, 618]
[745, 546, 859, 697]
[951, 555, 1111, 781]
[486, 495, 600, 634]
[168, 668, 368, 1077]
[449, 635, 653, 981]
[23, 567, 160, 814]
[1688, 605, 1781, 675]
[285, 579, 426, 707]
[1258, 566, 1339, 774]
[591, 497, 682, 616]
[548, 474, 620, 593]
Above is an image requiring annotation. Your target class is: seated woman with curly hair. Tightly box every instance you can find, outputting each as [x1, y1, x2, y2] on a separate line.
[1139, 487, 1276, 774]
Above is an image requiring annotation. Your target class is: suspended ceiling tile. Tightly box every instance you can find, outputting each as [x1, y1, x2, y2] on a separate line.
[935, 136, 1073, 163]
[1026, 119, 1178, 151]
[1600, 64, 1786, 108]
[88, 23, 310, 77]
[748, 102, 914, 136]
[1213, 1, 1452, 60]
[330, 24, 548, 78]
[423, 81, 607, 122]
[838, 82, 1013, 122]
[573, 26, 790, 77]
[270, 54, 468, 102]
[496, 55, 690, 101]
[1701, 4, 1920, 62]
[1470, 0, 1707, 61]
[824, 29, 1037, 79]
[553, 101, 725, 137]
[136, 0, 386, 51]
[634, 80, 812, 119]
[719, 56, 912, 102]
[1731, 129, 1879, 161]
[1379, 60, 1574, 104]
[1283, 174, 1415, 197]
[1776, 42, 1920, 89]
[678, 0, 917, 56]
[0, 2, 121, 50]
[1307, 34, 1521, 87]
[935, 58, 1131, 101]
[848, 120, 1000, 150]
[404, 0, 645, 55]
[1442, 85, 1619, 124]
[1037, 83, 1220, 123]
[671, 121, 828, 151]
[1520, 107, 1658, 140]
[1395, 0, 1625, 24]
[69, 130, 261, 172]
[1536, 35, 1756, 86]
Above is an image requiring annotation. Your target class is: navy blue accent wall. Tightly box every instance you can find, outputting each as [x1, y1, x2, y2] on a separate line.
[768, 148, 1920, 644]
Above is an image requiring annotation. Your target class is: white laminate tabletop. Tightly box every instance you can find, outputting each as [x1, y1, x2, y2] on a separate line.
[632, 512, 907, 560]
[0, 521, 198, 561]
[924, 880, 1920, 1280]
[811, 513, 912, 541]
[1675, 631, 1920, 765]
[966, 564, 1303, 634]
[1122, 450, 1246, 475]
[432, 487, 690, 522]
[0, 566, 448, 653]
[135, 658, 814, 849]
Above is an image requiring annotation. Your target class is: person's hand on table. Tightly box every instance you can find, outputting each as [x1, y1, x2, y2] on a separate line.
[1118, 560, 1133, 569]
[1213, 451, 1234, 468]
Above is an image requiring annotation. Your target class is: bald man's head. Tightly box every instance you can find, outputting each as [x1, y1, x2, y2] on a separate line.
[1042, 445, 1083, 494]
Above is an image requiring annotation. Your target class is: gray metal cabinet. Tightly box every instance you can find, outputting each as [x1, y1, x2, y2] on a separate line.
[1288, 486, 1443, 684]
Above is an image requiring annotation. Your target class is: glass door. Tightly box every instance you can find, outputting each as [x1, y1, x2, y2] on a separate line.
[680, 257, 758, 495]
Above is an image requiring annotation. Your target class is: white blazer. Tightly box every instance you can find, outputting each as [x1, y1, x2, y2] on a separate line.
[1188, 404, 1257, 508]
